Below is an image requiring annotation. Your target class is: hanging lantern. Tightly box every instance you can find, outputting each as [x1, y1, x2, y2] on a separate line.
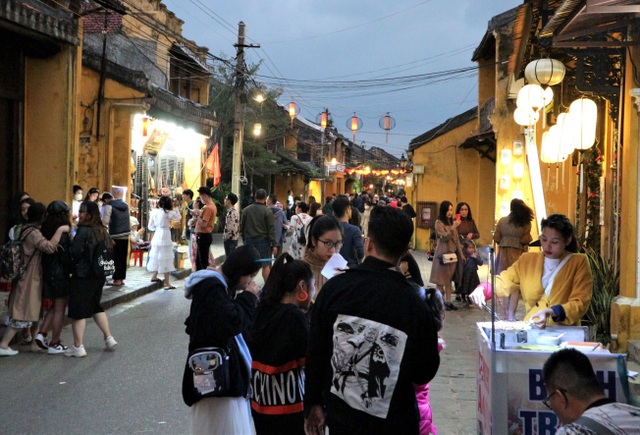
[346, 113, 363, 143]
[514, 107, 540, 127]
[541, 126, 561, 164]
[569, 97, 598, 150]
[557, 113, 577, 156]
[253, 123, 262, 136]
[316, 108, 331, 129]
[378, 113, 396, 143]
[524, 59, 566, 87]
[142, 116, 149, 137]
[288, 102, 299, 128]
[517, 84, 546, 112]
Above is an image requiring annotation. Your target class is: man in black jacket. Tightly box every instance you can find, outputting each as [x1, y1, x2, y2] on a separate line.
[305, 206, 440, 435]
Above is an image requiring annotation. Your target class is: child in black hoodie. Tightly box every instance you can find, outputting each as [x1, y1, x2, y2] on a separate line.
[247, 253, 314, 435]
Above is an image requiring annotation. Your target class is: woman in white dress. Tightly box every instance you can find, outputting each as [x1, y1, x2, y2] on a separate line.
[147, 196, 181, 289]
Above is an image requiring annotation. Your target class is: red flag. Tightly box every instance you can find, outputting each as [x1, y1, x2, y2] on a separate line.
[206, 143, 222, 186]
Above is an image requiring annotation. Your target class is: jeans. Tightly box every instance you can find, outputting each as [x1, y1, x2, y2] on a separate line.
[224, 239, 238, 258]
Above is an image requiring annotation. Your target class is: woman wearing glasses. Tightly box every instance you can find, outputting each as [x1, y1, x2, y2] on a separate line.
[303, 215, 343, 299]
[470, 214, 592, 328]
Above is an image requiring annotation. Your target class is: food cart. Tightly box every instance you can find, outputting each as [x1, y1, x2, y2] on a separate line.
[476, 321, 630, 435]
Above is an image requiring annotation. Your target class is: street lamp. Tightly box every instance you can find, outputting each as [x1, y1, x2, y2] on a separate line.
[399, 153, 407, 170]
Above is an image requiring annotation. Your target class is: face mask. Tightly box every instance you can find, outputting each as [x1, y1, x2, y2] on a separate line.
[74, 194, 83, 201]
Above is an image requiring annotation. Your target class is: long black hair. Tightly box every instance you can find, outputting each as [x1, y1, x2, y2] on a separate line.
[158, 195, 173, 212]
[540, 214, 579, 253]
[260, 253, 313, 307]
[437, 200, 453, 225]
[455, 202, 474, 221]
[9, 192, 30, 228]
[41, 201, 71, 239]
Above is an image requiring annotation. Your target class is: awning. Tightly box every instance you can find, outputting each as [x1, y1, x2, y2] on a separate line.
[539, 0, 640, 47]
[169, 44, 212, 76]
[146, 84, 217, 137]
[459, 132, 496, 163]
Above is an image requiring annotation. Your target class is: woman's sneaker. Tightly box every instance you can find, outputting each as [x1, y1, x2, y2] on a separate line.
[64, 345, 87, 358]
[35, 333, 48, 349]
[105, 336, 118, 350]
[48, 342, 68, 355]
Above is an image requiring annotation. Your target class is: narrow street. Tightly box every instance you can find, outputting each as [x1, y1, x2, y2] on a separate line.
[0, 284, 192, 434]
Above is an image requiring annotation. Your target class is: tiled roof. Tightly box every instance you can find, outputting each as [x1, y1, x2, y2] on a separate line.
[408, 106, 477, 150]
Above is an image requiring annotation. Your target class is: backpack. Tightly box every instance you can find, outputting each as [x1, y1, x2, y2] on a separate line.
[294, 215, 307, 245]
[92, 232, 115, 278]
[0, 227, 36, 283]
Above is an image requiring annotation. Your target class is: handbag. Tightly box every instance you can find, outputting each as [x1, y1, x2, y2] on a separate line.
[188, 346, 231, 397]
[438, 252, 458, 265]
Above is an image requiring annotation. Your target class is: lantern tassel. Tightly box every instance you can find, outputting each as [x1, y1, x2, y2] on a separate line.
[555, 164, 559, 190]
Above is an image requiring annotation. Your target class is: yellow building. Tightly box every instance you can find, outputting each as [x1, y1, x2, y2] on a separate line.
[79, 0, 216, 227]
[0, 0, 82, 239]
[406, 106, 496, 250]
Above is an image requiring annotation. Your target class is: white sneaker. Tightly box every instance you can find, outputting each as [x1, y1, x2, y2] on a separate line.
[35, 333, 48, 349]
[48, 342, 68, 355]
[0, 347, 18, 357]
[64, 345, 87, 358]
[105, 336, 118, 350]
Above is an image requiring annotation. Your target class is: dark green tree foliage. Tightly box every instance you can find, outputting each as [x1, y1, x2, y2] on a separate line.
[207, 58, 288, 192]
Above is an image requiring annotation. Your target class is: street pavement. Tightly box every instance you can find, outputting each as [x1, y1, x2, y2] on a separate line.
[0, 234, 493, 434]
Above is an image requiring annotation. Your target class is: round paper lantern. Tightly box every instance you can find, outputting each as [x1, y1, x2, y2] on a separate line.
[517, 84, 545, 112]
[569, 98, 597, 150]
[557, 113, 577, 156]
[514, 107, 540, 127]
[525, 59, 566, 86]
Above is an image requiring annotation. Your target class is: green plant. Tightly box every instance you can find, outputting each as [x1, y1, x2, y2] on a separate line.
[582, 247, 619, 345]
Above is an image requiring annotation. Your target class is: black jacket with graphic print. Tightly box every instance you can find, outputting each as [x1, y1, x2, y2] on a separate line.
[305, 256, 440, 434]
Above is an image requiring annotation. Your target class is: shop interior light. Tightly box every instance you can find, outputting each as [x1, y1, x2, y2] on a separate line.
[513, 161, 525, 180]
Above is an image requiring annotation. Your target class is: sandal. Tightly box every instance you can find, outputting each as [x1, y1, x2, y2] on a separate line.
[164, 286, 176, 290]
[107, 281, 124, 287]
[151, 278, 162, 283]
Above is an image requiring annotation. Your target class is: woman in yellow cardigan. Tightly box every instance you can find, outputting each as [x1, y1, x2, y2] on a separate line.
[470, 214, 592, 328]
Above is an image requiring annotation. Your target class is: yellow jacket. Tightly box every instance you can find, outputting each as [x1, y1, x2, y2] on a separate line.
[495, 251, 592, 325]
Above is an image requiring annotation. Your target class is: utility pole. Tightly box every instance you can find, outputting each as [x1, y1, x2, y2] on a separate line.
[231, 22, 259, 210]
[231, 22, 246, 210]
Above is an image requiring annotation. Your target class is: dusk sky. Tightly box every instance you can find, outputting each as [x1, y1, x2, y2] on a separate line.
[162, 0, 522, 156]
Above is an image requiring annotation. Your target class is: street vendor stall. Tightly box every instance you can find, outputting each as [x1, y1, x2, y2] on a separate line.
[477, 322, 630, 435]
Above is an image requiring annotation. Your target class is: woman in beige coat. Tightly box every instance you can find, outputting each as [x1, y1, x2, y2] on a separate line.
[0, 203, 69, 356]
[429, 201, 463, 311]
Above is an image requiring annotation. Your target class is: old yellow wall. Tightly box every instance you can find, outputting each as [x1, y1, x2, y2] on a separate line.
[78, 67, 146, 195]
[24, 45, 79, 206]
[620, 53, 639, 298]
[411, 117, 495, 250]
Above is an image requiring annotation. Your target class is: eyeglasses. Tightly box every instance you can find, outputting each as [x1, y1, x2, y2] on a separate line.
[318, 239, 342, 250]
[542, 389, 561, 409]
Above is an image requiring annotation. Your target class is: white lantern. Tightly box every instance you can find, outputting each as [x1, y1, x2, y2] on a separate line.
[541, 128, 559, 164]
[514, 107, 540, 127]
[525, 59, 566, 86]
[543, 87, 554, 107]
[569, 98, 597, 150]
[517, 84, 545, 112]
[557, 113, 577, 156]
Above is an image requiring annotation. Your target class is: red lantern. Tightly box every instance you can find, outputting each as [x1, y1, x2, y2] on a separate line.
[316, 108, 331, 129]
[346, 113, 363, 143]
[378, 113, 396, 143]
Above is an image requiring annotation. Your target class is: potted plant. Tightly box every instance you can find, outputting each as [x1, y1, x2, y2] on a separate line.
[581, 247, 619, 345]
